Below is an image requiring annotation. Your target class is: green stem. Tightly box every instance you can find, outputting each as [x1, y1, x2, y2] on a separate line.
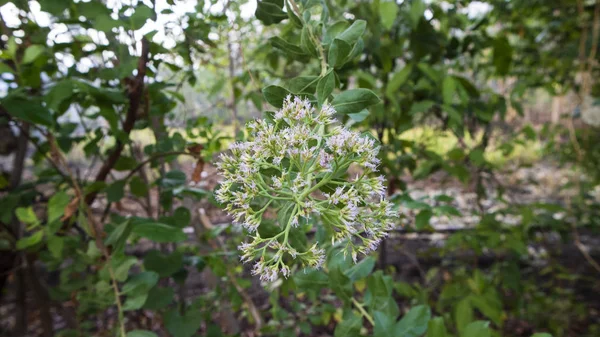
[301, 159, 350, 198]
[281, 204, 299, 248]
[351, 297, 375, 326]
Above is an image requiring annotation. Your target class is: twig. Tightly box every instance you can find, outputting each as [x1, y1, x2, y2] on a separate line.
[47, 136, 127, 337]
[85, 38, 151, 206]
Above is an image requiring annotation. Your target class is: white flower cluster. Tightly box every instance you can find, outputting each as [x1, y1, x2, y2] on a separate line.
[216, 95, 397, 282]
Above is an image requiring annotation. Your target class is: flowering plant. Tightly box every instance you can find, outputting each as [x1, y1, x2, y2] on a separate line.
[216, 96, 397, 282]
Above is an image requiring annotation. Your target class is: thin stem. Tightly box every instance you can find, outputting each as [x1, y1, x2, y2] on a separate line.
[108, 261, 127, 337]
[351, 297, 375, 326]
[46, 136, 127, 336]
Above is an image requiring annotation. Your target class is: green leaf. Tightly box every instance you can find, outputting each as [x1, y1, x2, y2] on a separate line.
[469, 148, 486, 166]
[143, 286, 174, 310]
[269, 36, 307, 57]
[45, 80, 77, 112]
[48, 191, 70, 225]
[386, 65, 412, 97]
[337, 20, 367, 44]
[47, 236, 64, 258]
[301, 26, 318, 57]
[348, 109, 369, 122]
[127, 330, 158, 337]
[366, 271, 399, 318]
[38, 0, 69, 15]
[143, 250, 184, 278]
[132, 221, 187, 243]
[164, 308, 203, 337]
[173, 207, 191, 228]
[334, 310, 362, 337]
[426, 317, 448, 337]
[16, 231, 43, 250]
[462, 321, 491, 337]
[289, 76, 319, 94]
[130, 4, 153, 30]
[114, 156, 138, 171]
[415, 209, 432, 230]
[469, 289, 503, 325]
[493, 36, 512, 76]
[106, 180, 126, 202]
[442, 76, 457, 105]
[417, 63, 441, 83]
[113, 256, 138, 282]
[294, 270, 329, 291]
[95, 14, 120, 33]
[2, 95, 53, 126]
[328, 38, 352, 67]
[331, 89, 380, 115]
[379, 1, 399, 30]
[322, 21, 347, 45]
[0, 62, 13, 74]
[409, 0, 426, 29]
[285, 0, 302, 28]
[105, 220, 132, 253]
[317, 70, 335, 105]
[130, 176, 149, 198]
[16, 207, 38, 224]
[255, 0, 287, 25]
[123, 293, 149, 311]
[329, 267, 352, 304]
[409, 100, 436, 115]
[344, 256, 375, 281]
[373, 311, 396, 337]
[395, 305, 431, 337]
[263, 85, 291, 108]
[530, 334, 553, 337]
[455, 298, 473, 334]
[22, 45, 45, 64]
[159, 170, 187, 189]
[122, 271, 159, 294]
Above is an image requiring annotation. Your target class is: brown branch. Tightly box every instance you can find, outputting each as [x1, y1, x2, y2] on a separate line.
[85, 38, 151, 205]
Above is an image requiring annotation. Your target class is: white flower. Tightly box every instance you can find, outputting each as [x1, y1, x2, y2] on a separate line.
[217, 95, 398, 281]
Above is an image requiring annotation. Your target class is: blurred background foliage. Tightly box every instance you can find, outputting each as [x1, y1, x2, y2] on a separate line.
[0, 0, 599, 337]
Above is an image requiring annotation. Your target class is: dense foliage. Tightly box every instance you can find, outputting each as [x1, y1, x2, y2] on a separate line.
[0, 0, 599, 337]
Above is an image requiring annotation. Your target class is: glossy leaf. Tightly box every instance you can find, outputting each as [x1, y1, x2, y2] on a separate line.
[331, 89, 380, 115]
[462, 321, 491, 337]
[132, 221, 187, 243]
[316, 70, 335, 105]
[379, 1, 398, 30]
[263, 85, 292, 108]
[395, 305, 431, 337]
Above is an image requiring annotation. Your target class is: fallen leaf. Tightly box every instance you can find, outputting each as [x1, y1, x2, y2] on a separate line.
[61, 196, 80, 221]
[191, 157, 205, 184]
